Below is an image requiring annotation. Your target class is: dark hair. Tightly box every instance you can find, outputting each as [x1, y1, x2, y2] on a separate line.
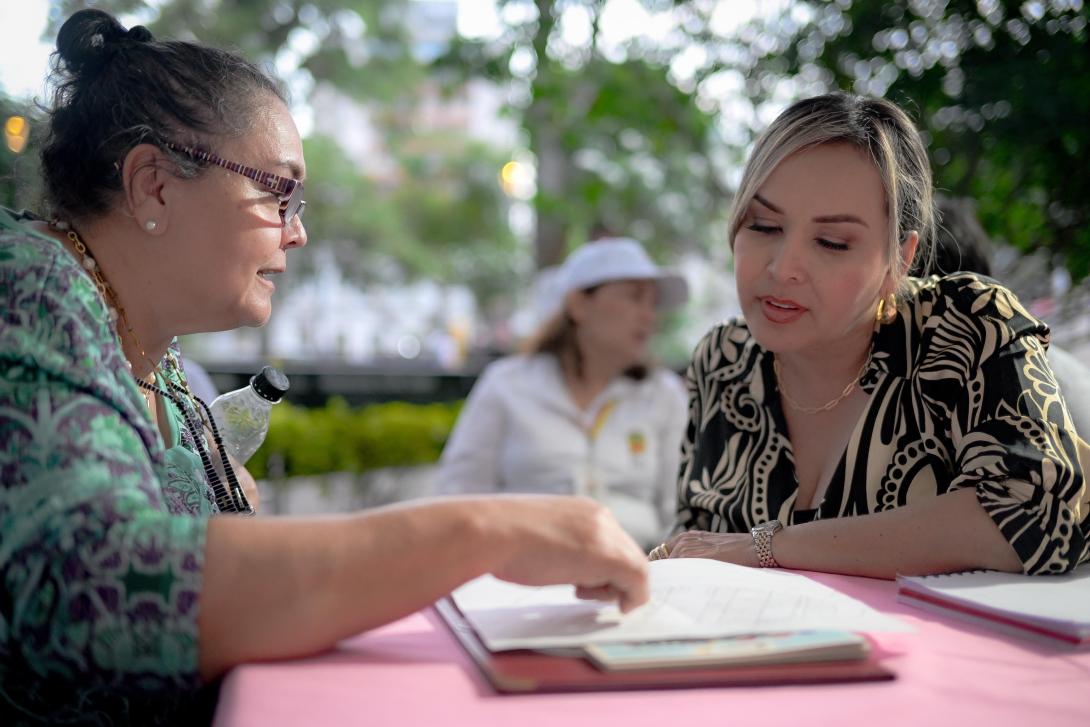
[41, 9, 286, 222]
[913, 195, 993, 277]
[522, 287, 649, 382]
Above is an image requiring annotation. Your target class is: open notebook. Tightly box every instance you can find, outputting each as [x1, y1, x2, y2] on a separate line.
[452, 559, 908, 652]
[896, 567, 1090, 647]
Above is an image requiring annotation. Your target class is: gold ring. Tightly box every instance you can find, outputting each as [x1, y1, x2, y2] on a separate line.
[648, 543, 670, 561]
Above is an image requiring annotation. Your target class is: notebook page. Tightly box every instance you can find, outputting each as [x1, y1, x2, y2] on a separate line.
[452, 558, 908, 651]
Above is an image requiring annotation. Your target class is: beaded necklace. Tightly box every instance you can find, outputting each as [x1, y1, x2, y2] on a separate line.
[53, 220, 253, 514]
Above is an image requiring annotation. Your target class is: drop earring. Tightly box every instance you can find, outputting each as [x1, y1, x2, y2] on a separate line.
[874, 292, 898, 327]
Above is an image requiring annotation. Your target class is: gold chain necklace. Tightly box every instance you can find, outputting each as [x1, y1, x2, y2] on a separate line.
[773, 353, 870, 415]
[54, 221, 158, 373]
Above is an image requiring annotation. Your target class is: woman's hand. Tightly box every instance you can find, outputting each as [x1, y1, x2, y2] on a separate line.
[230, 457, 260, 512]
[216, 452, 259, 512]
[206, 434, 260, 512]
[485, 496, 650, 612]
[663, 530, 760, 568]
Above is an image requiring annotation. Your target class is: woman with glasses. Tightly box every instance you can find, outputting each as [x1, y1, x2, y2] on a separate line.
[0, 10, 648, 724]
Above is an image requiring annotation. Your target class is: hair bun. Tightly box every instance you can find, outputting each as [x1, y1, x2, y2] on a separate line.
[125, 25, 154, 43]
[55, 9, 133, 75]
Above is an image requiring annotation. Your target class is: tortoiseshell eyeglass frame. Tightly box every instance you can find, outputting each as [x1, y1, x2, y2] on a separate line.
[164, 141, 305, 225]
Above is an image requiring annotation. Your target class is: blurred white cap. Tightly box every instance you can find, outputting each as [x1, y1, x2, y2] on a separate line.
[535, 237, 689, 321]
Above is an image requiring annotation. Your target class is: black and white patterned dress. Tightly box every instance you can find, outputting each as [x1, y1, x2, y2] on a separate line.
[674, 273, 1088, 574]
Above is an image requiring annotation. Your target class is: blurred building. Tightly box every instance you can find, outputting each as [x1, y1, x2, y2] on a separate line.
[191, 247, 479, 367]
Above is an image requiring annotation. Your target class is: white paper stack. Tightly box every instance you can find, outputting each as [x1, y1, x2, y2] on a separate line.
[453, 558, 910, 652]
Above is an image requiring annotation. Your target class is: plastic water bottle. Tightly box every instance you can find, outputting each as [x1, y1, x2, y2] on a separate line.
[209, 366, 290, 464]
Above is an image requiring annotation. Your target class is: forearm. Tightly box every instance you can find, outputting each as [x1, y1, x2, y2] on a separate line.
[773, 488, 1022, 579]
[198, 497, 500, 679]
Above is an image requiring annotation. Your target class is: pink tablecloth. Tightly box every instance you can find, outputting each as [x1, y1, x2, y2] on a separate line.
[213, 571, 1090, 727]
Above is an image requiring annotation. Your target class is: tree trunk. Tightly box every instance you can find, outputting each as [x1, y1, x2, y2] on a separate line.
[532, 122, 569, 268]
[528, 0, 568, 269]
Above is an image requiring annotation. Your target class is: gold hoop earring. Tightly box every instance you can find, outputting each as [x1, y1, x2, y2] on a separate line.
[875, 293, 897, 326]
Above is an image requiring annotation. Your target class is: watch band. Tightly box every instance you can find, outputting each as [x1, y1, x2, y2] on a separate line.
[750, 520, 783, 568]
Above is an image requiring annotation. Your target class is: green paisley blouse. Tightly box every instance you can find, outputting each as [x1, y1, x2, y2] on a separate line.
[0, 209, 217, 723]
[675, 274, 1088, 574]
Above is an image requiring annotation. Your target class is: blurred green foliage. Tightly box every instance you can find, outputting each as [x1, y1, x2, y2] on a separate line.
[50, 0, 423, 104]
[247, 398, 462, 479]
[435, 0, 728, 268]
[298, 133, 521, 303]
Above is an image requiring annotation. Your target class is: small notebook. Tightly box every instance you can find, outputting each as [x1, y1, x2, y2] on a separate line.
[896, 567, 1090, 647]
[585, 631, 868, 671]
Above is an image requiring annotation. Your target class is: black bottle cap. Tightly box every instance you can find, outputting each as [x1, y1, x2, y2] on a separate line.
[250, 366, 290, 403]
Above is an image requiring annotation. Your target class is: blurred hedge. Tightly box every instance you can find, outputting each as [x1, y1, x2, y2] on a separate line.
[247, 398, 463, 479]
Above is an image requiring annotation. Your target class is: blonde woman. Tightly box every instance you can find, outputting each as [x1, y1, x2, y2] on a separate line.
[654, 93, 1087, 577]
[439, 238, 689, 549]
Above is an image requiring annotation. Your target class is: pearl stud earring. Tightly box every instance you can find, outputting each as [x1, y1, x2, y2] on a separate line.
[145, 220, 158, 232]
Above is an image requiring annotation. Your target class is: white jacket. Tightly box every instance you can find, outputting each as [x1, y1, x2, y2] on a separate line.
[437, 354, 688, 548]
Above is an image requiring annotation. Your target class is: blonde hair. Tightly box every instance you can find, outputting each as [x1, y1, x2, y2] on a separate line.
[727, 93, 935, 295]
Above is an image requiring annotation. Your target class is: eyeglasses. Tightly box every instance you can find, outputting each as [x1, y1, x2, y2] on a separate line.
[164, 141, 306, 225]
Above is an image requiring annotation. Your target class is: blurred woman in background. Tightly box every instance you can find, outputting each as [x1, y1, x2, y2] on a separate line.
[439, 237, 690, 549]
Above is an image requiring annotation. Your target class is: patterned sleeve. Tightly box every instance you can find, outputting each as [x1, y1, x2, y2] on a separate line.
[928, 276, 1088, 573]
[0, 238, 207, 718]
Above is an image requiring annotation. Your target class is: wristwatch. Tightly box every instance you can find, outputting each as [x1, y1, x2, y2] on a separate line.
[750, 520, 784, 568]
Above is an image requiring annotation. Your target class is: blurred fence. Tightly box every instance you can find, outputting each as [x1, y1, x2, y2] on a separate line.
[202, 360, 482, 407]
